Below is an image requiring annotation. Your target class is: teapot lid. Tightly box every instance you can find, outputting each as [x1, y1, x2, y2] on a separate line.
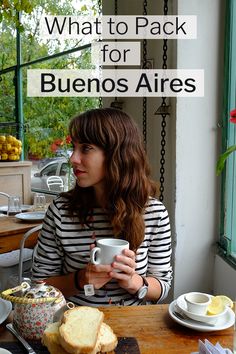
[0, 281, 63, 304]
[23, 281, 61, 300]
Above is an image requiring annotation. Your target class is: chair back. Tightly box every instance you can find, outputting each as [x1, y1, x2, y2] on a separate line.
[18, 224, 42, 284]
[0, 192, 10, 198]
[46, 176, 64, 191]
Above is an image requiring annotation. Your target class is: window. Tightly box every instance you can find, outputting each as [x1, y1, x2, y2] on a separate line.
[0, 1, 100, 192]
[60, 163, 69, 176]
[41, 163, 58, 177]
[218, 0, 236, 265]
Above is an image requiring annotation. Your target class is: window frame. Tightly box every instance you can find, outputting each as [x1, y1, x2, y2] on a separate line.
[218, 0, 236, 266]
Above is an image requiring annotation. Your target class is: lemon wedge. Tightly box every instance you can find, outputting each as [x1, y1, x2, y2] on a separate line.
[207, 297, 225, 315]
[215, 295, 233, 308]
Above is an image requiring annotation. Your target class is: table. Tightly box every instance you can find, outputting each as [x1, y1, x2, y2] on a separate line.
[0, 216, 41, 253]
[0, 305, 234, 353]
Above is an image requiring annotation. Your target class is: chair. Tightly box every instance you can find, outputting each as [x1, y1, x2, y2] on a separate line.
[18, 224, 42, 284]
[0, 248, 33, 290]
[46, 176, 64, 191]
[0, 192, 10, 198]
[0, 224, 42, 290]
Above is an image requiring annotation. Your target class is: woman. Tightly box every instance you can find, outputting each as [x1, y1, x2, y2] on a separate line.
[32, 107, 172, 306]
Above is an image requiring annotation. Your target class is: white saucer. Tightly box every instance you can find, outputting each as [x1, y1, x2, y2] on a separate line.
[0, 298, 12, 325]
[169, 300, 235, 332]
[15, 211, 45, 221]
[0, 349, 12, 354]
[176, 293, 227, 325]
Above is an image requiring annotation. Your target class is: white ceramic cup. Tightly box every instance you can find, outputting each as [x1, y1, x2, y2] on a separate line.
[33, 193, 46, 211]
[7, 195, 22, 216]
[90, 238, 129, 266]
[184, 292, 211, 315]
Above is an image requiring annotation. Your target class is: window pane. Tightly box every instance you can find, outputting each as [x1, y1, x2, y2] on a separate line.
[0, 71, 16, 133]
[42, 163, 58, 176]
[20, 1, 101, 62]
[0, 24, 16, 70]
[60, 163, 69, 176]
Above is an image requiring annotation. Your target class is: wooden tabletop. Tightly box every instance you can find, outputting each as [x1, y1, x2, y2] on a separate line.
[0, 215, 41, 253]
[0, 304, 234, 353]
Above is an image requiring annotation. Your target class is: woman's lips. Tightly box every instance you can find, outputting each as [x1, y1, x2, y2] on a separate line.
[74, 169, 86, 176]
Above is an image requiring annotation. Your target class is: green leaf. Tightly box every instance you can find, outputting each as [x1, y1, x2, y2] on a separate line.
[216, 145, 236, 175]
[81, 5, 87, 12]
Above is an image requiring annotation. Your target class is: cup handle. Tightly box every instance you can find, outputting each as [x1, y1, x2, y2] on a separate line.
[90, 247, 101, 265]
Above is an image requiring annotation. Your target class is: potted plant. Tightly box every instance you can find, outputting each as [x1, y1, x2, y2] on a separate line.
[216, 109, 236, 175]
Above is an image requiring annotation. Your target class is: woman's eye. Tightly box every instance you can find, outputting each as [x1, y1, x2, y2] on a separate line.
[81, 144, 92, 153]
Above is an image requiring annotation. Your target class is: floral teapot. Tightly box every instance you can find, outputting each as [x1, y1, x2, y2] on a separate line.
[1, 281, 68, 340]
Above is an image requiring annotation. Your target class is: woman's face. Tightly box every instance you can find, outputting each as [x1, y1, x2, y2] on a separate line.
[70, 141, 106, 191]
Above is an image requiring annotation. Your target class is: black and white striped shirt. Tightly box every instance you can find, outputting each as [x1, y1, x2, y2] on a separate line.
[32, 196, 172, 306]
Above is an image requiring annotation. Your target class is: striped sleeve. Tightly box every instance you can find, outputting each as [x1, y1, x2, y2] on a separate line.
[31, 199, 64, 279]
[141, 199, 172, 302]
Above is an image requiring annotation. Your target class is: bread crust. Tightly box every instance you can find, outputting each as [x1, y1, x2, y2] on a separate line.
[42, 322, 69, 354]
[59, 307, 104, 354]
[99, 323, 118, 353]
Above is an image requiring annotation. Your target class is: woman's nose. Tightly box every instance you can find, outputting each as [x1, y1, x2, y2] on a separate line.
[70, 150, 82, 164]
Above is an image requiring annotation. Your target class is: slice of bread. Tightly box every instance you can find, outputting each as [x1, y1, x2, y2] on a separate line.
[59, 307, 104, 354]
[99, 322, 118, 353]
[42, 321, 97, 354]
[42, 322, 69, 354]
[42, 319, 118, 354]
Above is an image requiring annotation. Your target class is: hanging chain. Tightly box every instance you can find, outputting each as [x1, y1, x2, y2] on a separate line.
[114, 0, 118, 15]
[164, 0, 168, 17]
[159, 0, 169, 202]
[114, 0, 118, 102]
[98, 0, 103, 108]
[109, 0, 123, 110]
[142, 0, 148, 148]
[98, 0, 102, 14]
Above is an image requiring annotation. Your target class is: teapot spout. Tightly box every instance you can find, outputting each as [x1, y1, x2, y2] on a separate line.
[53, 302, 75, 322]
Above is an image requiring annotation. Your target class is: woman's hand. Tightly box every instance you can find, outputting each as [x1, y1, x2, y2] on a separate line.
[109, 249, 138, 292]
[78, 263, 112, 290]
[76, 242, 112, 290]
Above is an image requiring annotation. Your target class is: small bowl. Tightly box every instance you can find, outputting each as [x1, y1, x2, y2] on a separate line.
[176, 293, 227, 325]
[184, 292, 211, 315]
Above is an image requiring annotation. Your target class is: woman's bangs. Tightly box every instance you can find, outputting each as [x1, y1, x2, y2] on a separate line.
[70, 114, 103, 146]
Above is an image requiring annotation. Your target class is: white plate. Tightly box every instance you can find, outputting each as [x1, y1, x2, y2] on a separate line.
[0, 298, 12, 324]
[176, 293, 227, 324]
[15, 211, 45, 221]
[0, 205, 32, 214]
[169, 300, 235, 332]
[0, 349, 12, 354]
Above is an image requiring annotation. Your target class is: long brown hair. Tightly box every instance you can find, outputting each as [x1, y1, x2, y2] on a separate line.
[62, 107, 156, 250]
